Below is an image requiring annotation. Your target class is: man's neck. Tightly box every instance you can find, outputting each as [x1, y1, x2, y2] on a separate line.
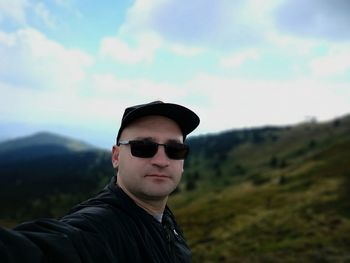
[116, 182, 167, 216]
[132, 197, 167, 217]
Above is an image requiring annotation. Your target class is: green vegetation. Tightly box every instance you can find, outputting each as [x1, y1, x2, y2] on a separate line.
[1, 115, 350, 262]
[169, 115, 350, 262]
[0, 146, 113, 223]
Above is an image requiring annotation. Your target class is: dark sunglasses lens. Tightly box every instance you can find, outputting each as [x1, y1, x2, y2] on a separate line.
[130, 141, 158, 158]
[165, 144, 189, 160]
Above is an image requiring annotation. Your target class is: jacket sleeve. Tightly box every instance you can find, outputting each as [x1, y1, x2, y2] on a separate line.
[0, 226, 44, 262]
[0, 213, 115, 263]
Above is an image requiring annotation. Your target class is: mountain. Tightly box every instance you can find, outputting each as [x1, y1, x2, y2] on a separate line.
[0, 132, 113, 221]
[1, 114, 350, 262]
[0, 132, 96, 163]
[171, 114, 350, 262]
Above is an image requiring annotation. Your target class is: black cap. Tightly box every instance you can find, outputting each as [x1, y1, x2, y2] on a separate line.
[116, 101, 200, 142]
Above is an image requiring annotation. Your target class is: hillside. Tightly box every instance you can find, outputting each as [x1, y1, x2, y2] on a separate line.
[170, 114, 350, 262]
[0, 115, 350, 262]
[0, 132, 113, 222]
[0, 131, 95, 162]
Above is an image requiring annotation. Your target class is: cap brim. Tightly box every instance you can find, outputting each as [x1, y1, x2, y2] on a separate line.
[118, 102, 200, 141]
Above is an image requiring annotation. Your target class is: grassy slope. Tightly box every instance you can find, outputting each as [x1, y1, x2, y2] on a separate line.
[1, 116, 349, 261]
[170, 117, 350, 262]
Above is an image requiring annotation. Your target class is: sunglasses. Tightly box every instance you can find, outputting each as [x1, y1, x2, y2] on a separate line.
[117, 140, 189, 160]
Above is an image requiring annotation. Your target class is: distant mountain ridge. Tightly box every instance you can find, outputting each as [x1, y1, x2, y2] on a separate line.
[171, 113, 350, 262]
[0, 132, 113, 221]
[0, 131, 96, 153]
[0, 132, 98, 164]
[1, 113, 350, 262]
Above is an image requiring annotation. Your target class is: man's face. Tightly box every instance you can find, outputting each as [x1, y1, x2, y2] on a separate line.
[112, 115, 185, 202]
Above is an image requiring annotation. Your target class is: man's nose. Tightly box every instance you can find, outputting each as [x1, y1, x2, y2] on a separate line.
[151, 145, 170, 166]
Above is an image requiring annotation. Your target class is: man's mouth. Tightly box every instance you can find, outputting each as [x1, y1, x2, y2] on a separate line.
[145, 174, 170, 179]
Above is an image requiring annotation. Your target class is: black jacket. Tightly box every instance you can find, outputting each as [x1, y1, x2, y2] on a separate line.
[0, 177, 192, 262]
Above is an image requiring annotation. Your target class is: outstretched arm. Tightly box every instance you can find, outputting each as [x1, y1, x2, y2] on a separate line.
[0, 215, 113, 263]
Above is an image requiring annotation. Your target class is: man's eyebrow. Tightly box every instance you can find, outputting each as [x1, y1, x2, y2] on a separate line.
[167, 139, 183, 144]
[134, 136, 154, 141]
[134, 137, 183, 143]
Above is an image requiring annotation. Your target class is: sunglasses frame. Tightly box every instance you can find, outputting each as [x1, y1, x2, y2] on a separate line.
[117, 139, 189, 160]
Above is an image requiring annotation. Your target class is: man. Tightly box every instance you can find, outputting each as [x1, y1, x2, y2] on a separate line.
[0, 100, 200, 263]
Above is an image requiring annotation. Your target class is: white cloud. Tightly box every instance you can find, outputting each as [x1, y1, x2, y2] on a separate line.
[220, 49, 260, 68]
[274, 0, 350, 41]
[120, 0, 281, 51]
[0, 71, 190, 135]
[33, 2, 56, 28]
[107, 0, 281, 62]
[169, 44, 204, 57]
[92, 73, 187, 101]
[310, 45, 350, 77]
[100, 32, 162, 64]
[0, 31, 16, 46]
[0, 0, 28, 24]
[0, 28, 93, 91]
[267, 32, 319, 56]
[1, 0, 349, 147]
[120, 0, 350, 56]
[183, 73, 350, 134]
[120, 0, 164, 35]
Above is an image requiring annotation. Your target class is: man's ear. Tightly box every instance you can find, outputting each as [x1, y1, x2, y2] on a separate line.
[111, 145, 120, 168]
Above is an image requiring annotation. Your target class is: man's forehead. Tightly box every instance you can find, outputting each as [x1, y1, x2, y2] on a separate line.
[120, 116, 183, 140]
[126, 115, 181, 129]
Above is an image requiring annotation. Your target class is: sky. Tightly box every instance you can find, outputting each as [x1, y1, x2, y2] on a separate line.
[0, 0, 350, 149]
